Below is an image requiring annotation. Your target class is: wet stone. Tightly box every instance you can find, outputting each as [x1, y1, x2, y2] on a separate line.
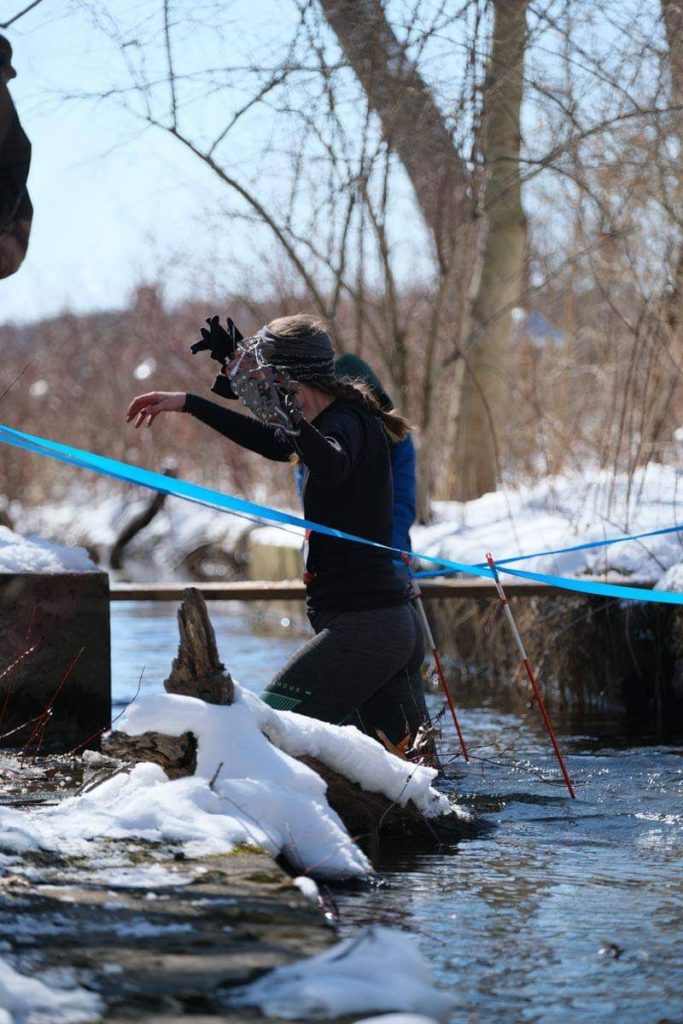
[0, 755, 336, 1021]
[0, 846, 336, 1020]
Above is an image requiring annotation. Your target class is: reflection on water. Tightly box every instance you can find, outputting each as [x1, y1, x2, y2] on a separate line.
[111, 600, 307, 707]
[112, 603, 683, 1024]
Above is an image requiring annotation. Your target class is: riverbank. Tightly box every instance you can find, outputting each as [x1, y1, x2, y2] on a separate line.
[0, 750, 332, 1020]
[0, 805, 334, 1021]
[0, 749, 459, 1023]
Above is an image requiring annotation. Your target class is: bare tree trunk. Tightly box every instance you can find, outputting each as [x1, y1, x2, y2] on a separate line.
[319, 0, 480, 511]
[321, 0, 528, 504]
[640, 0, 683, 457]
[447, 0, 529, 500]
[318, 0, 469, 270]
[663, 0, 683, 138]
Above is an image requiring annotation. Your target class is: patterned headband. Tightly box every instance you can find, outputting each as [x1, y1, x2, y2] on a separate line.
[255, 326, 335, 381]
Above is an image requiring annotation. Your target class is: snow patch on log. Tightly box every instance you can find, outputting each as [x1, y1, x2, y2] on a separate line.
[239, 686, 458, 820]
[119, 684, 465, 822]
[115, 691, 372, 878]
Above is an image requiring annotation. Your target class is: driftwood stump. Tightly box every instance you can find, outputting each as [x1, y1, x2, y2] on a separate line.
[103, 588, 232, 764]
[164, 587, 234, 705]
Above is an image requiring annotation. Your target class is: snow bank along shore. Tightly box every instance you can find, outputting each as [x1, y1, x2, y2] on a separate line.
[413, 463, 683, 587]
[14, 462, 683, 585]
[0, 932, 452, 1023]
[230, 926, 455, 1020]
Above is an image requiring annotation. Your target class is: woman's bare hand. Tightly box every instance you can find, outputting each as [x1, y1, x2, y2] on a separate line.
[126, 391, 187, 428]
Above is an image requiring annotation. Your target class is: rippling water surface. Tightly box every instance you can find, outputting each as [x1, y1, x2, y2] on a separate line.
[112, 602, 683, 1024]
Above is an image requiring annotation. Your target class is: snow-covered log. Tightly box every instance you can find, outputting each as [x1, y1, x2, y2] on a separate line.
[103, 590, 473, 858]
[297, 754, 472, 843]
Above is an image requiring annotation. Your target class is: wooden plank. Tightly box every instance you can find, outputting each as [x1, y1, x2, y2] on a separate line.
[110, 581, 307, 602]
[421, 577, 653, 597]
[109, 577, 651, 602]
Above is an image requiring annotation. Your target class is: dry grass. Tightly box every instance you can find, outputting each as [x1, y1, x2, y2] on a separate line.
[426, 595, 683, 727]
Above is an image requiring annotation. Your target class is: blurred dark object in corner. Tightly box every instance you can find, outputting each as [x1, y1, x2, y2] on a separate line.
[0, 33, 32, 280]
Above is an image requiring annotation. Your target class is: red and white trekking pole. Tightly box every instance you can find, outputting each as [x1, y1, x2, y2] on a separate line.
[404, 556, 469, 762]
[486, 552, 576, 799]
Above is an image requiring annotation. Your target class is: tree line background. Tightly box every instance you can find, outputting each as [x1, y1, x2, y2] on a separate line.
[1, 0, 681, 525]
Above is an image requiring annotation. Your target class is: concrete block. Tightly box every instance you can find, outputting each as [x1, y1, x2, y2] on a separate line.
[0, 572, 111, 753]
[247, 531, 307, 623]
[248, 533, 302, 581]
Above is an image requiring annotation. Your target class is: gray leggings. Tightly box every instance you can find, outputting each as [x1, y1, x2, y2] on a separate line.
[261, 602, 428, 745]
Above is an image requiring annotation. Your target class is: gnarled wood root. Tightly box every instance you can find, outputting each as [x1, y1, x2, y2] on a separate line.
[102, 729, 197, 780]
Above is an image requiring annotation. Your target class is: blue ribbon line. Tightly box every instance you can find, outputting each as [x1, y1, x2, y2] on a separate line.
[414, 521, 683, 579]
[2, 421, 683, 605]
[498, 565, 683, 604]
[489, 523, 683, 565]
[0, 423, 491, 581]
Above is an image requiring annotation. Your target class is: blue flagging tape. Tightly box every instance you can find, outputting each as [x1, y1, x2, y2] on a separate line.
[2, 421, 683, 605]
[0, 423, 491, 581]
[414, 522, 683, 579]
[490, 523, 683, 565]
[500, 565, 683, 604]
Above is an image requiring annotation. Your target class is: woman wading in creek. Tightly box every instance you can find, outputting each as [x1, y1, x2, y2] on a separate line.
[126, 313, 430, 749]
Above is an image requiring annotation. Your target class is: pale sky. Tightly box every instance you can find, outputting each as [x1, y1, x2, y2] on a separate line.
[1, 0, 305, 324]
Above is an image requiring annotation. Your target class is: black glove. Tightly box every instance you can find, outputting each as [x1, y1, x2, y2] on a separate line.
[190, 315, 243, 364]
[190, 315, 244, 400]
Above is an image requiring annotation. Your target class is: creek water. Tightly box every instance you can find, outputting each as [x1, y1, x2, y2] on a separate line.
[112, 602, 683, 1024]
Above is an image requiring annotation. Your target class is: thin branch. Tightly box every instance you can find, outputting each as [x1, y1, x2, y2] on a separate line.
[0, 361, 33, 402]
[163, 0, 178, 131]
[168, 125, 333, 318]
[208, 68, 291, 158]
[0, 0, 45, 29]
